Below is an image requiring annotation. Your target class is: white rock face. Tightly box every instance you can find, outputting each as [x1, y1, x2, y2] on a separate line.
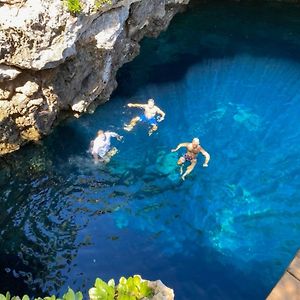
[0, 0, 189, 155]
[0, 64, 21, 82]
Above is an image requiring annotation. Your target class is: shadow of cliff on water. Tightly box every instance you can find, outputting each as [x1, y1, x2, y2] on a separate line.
[115, 0, 300, 97]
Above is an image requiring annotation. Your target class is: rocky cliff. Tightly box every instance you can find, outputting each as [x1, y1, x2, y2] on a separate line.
[0, 0, 189, 155]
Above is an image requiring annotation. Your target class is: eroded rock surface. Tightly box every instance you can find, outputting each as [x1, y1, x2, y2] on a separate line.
[148, 279, 175, 300]
[0, 0, 189, 154]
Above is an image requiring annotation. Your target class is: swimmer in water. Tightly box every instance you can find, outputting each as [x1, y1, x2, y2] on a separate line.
[171, 138, 210, 180]
[124, 98, 165, 136]
[89, 130, 123, 164]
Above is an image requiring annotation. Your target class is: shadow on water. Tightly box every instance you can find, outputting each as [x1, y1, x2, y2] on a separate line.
[1, 1, 300, 299]
[116, 0, 300, 96]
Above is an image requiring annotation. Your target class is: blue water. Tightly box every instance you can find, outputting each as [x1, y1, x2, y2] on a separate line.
[1, 1, 300, 299]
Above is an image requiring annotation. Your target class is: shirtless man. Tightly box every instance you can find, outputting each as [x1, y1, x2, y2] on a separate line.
[90, 130, 123, 163]
[124, 98, 165, 135]
[171, 138, 210, 180]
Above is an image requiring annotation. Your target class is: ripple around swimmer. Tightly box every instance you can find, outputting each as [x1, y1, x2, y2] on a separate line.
[1, 2, 300, 299]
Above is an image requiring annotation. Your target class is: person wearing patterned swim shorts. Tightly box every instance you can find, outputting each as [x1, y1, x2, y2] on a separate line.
[171, 138, 210, 180]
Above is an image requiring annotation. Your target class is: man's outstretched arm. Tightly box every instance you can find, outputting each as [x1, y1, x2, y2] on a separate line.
[200, 148, 210, 167]
[171, 143, 189, 152]
[127, 103, 146, 108]
[108, 132, 123, 141]
[156, 107, 166, 121]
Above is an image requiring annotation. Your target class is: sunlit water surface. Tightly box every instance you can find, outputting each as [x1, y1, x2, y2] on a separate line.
[1, 2, 300, 299]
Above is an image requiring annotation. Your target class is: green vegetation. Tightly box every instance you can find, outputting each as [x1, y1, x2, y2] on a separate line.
[94, 0, 112, 10]
[0, 288, 82, 300]
[64, 0, 112, 14]
[65, 0, 82, 15]
[0, 276, 154, 300]
[89, 276, 153, 300]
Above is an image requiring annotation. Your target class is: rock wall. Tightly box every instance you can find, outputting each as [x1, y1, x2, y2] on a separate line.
[0, 0, 189, 155]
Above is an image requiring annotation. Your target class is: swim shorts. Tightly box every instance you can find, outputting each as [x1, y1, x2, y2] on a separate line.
[139, 114, 157, 126]
[183, 153, 194, 162]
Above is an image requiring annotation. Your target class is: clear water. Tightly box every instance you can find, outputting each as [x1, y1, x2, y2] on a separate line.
[1, 1, 300, 299]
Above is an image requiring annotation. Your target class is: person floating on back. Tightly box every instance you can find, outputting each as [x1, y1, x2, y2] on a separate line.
[124, 98, 166, 136]
[171, 138, 210, 180]
[89, 130, 123, 164]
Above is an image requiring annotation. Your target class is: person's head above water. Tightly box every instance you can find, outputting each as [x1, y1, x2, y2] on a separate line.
[97, 130, 104, 136]
[192, 138, 200, 147]
[147, 98, 155, 107]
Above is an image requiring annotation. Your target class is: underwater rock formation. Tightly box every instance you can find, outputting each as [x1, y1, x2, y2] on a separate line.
[0, 0, 189, 155]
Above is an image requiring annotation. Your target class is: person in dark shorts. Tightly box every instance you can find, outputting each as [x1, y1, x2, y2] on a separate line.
[171, 138, 210, 180]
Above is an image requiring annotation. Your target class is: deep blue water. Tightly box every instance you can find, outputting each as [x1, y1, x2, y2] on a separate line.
[1, 1, 300, 299]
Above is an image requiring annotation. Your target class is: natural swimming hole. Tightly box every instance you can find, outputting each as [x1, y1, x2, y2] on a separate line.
[1, 1, 300, 299]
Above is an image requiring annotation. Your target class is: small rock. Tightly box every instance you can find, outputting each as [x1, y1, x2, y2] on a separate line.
[28, 98, 44, 107]
[147, 279, 174, 300]
[0, 64, 21, 82]
[15, 80, 39, 97]
[72, 100, 88, 112]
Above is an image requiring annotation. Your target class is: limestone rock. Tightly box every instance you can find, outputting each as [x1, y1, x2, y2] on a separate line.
[0, 0, 190, 155]
[0, 64, 21, 82]
[147, 280, 175, 300]
[15, 80, 39, 96]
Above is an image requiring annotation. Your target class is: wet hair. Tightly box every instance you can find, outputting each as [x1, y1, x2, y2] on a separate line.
[192, 138, 200, 144]
[97, 130, 107, 140]
[148, 98, 155, 103]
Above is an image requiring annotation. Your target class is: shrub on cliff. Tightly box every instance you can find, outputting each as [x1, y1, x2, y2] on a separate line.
[65, 0, 82, 14]
[95, 0, 112, 10]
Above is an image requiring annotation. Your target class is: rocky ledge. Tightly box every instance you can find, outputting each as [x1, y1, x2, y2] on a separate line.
[0, 0, 189, 155]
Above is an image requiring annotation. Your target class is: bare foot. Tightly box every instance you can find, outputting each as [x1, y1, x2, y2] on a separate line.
[181, 175, 186, 181]
[124, 124, 133, 131]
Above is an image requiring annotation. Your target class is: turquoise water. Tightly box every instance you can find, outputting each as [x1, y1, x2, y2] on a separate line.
[1, 1, 300, 299]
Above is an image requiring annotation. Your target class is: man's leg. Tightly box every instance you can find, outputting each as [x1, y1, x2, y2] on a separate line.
[106, 147, 118, 159]
[97, 147, 109, 163]
[148, 124, 158, 136]
[92, 153, 99, 164]
[177, 157, 185, 175]
[102, 147, 118, 164]
[182, 159, 197, 180]
[124, 116, 140, 131]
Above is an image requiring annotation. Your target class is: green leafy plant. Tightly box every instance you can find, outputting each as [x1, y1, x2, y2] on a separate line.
[62, 288, 83, 300]
[89, 275, 153, 300]
[94, 0, 112, 10]
[116, 276, 153, 300]
[65, 0, 82, 15]
[0, 292, 30, 300]
[0, 276, 153, 300]
[89, 278, 115, 300]
[0, 288, 82, 300]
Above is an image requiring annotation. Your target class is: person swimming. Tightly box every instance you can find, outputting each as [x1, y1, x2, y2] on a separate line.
[124, 98, 166, 135]
[89, 130, 123, 164]
[171, 138, 210, 180]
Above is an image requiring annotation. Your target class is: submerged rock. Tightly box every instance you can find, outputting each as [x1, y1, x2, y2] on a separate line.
[155, 151, 180, 182]
[0, 0, 190, 155]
